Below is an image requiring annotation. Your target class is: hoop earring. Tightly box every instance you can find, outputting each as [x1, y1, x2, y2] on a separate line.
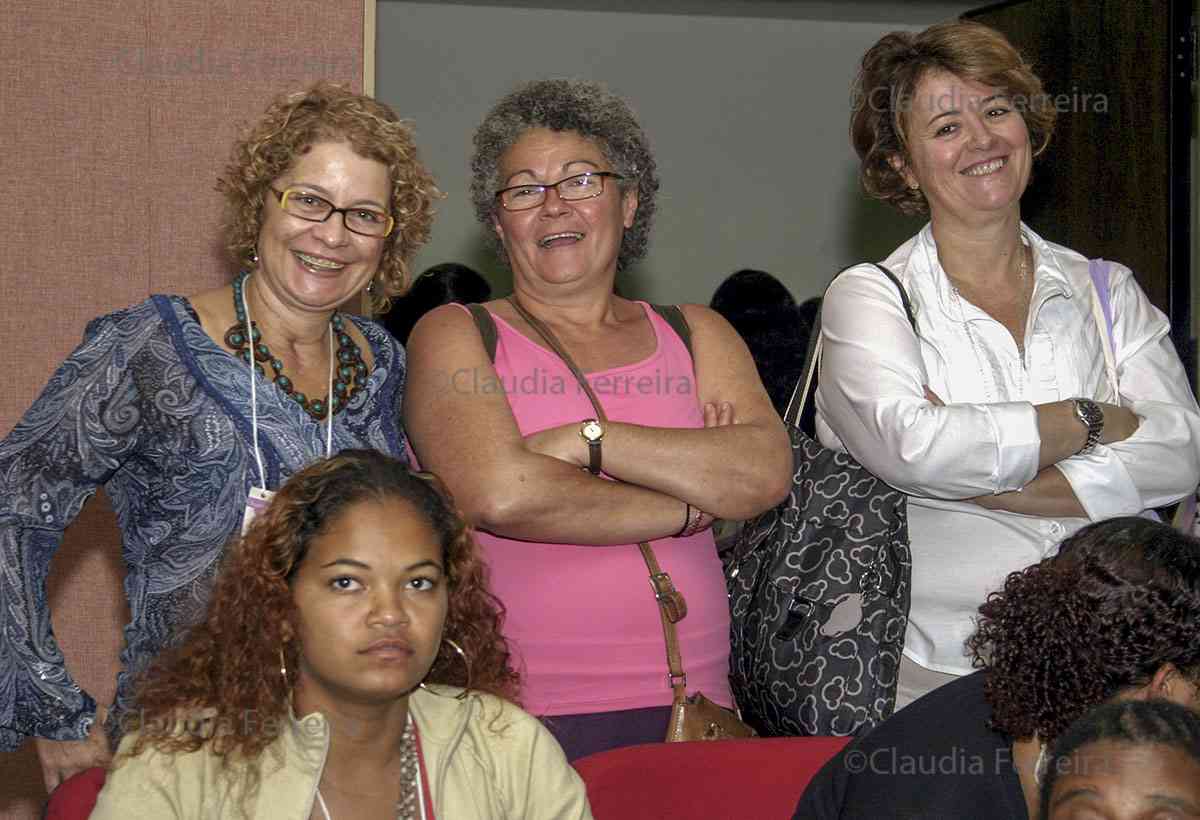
[366, 277, 377, 296]
[279, 647, 288, 688]
[420, 637, 472, 700]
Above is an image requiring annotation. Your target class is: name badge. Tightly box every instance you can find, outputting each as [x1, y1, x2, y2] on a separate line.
[241, 486, 276, 536]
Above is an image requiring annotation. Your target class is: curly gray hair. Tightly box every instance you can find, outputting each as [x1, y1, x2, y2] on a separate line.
[470, 78, 659, 273]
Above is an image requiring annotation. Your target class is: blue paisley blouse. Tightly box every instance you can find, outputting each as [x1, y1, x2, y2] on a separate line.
[0, 296, 406, 751]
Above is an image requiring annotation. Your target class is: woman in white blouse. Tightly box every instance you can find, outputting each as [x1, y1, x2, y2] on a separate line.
[821, 20, 1200, 708]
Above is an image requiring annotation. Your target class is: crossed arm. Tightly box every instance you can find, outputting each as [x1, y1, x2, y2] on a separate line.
[816, 266, 1192, 520]
[403, 303, 792, 544]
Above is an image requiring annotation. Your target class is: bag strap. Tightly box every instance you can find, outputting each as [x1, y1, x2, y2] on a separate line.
[1085, 261, 1194, 531]
[783, 263, 918, 429]
[648, 303, 693, 358]
[466, 303, 499, 363]
[467, 301, 693, 366]
[504, 295, 692, 700]
[1087, 260, 1120, 404]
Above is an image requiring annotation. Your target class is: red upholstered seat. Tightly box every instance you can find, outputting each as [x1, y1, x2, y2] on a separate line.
[43, 767, 106, 820]
[572, 736, 850, 820]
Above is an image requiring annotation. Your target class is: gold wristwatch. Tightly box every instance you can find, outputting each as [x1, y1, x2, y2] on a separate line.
[579, 418, 605, 475]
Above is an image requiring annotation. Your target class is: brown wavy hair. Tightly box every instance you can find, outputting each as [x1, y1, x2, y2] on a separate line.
[966, 517, 1200, 746]
[216, 82, 441, 313]
[123, 450, 519, 773]
[850, 20, 1056, 216]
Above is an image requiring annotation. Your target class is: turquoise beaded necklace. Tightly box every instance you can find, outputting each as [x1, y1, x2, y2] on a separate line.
[223, 271, 368, 420]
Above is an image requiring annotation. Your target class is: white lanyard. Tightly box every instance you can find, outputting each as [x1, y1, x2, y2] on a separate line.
[240, 274, 334, 492]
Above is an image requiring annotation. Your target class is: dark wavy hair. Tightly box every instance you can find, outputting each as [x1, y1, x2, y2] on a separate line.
[966, 517, 1200, 747]
[709, 270, 815, 417]
[383, 262, 492, 344]
[123, 450, 518, 775]
[850, 20, 1056, 216]
[470, 78, 659, 273]
[1040, 699, 1200, 817]
[216, 82, 441, 313]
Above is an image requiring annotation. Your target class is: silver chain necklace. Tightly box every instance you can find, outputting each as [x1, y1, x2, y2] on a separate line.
[315, 718, 421, 820]
[947, 242, 1033, 402]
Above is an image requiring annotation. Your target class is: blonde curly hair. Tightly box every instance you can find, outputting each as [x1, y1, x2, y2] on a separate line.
[217, 82, 441, 313]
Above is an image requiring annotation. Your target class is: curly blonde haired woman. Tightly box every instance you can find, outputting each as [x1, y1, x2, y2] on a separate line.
[0, 83, 438, 791]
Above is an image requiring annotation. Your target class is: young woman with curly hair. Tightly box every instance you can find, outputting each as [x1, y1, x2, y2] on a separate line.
[90, 450, 591, 819]
[1, 82, 438, 792]
[796, 516, 1200, 820]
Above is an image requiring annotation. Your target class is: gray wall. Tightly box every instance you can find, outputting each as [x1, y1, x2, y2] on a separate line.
[376, 1, 973, 305]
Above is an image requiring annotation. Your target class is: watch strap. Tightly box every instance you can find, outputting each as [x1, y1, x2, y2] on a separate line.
[582, 422, 603, 475]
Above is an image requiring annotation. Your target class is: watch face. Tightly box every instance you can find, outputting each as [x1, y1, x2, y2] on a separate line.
[1076, 400, 1103, 427]
[581, 420, 603, 441]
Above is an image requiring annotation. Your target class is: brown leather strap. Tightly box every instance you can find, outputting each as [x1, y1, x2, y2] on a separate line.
[506, 297, 608, 422]
[504, 295, 691, 695]
[465, 303, 499, 363]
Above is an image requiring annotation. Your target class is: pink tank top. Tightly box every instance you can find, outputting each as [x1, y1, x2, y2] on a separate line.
[462, 302, 733, 716]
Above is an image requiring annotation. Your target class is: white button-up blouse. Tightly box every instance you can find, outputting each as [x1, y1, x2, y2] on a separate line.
[815, 223, 1200, 675]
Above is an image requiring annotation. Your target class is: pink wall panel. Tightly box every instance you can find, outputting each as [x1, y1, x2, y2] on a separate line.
[144, 0, 364, 295]
[0, 3, 150, 433]
[0, 3, 364, 817]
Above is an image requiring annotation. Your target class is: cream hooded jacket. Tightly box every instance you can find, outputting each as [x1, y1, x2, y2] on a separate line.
[90, 686, 593, 819]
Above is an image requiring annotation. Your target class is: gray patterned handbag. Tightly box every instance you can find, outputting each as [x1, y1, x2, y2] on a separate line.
[725, 264, 916, 737]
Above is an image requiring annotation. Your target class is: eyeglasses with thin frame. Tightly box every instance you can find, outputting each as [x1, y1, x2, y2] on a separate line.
[270, 187, 395, 237]
[495, 171, 625, 212]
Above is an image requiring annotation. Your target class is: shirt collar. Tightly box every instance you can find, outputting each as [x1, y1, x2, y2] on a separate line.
[914, 222, 1075, 322]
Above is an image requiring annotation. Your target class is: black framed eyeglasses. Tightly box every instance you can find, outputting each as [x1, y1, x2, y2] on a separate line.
[495, 171, 625, 212]
[270, 188, 395, 237]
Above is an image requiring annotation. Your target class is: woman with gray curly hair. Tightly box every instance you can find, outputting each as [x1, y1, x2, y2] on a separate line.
[404, 78, 791, 760]
[820, 20, 1200, 709]
[0, 82, 437, 791]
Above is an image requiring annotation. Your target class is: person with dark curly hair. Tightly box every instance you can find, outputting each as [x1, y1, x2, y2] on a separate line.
[0, 82, 439, 790]
[90, 450, 591, 819]
[1039, 699, 1200, 820]
[383, 262, 493, 344]
[795, 516, 1200, 819]
[819, 20, 1200, 709]
[709, 269, 818, 419]
[404, 79, 791, 760]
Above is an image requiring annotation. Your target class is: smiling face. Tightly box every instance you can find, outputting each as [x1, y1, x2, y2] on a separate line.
[1046, 740, 1200, 820]
[256, 140, 391, 313]
[491, 128, 637, 291]
[289, 496, 447, 711]
[895, 70, 1031, 227]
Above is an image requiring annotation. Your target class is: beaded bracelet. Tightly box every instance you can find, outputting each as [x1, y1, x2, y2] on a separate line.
[675, 503, 705, 538]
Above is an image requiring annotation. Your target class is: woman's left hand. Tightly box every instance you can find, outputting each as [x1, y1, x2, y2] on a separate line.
[524, 401, 738, 468]
[704, 401, 736, 427]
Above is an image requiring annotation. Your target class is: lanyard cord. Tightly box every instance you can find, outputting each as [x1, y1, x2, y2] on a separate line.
[240, 275, 333, 490]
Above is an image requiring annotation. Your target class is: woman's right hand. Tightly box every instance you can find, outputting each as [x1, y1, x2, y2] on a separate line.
[34, 706, 111, 793]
